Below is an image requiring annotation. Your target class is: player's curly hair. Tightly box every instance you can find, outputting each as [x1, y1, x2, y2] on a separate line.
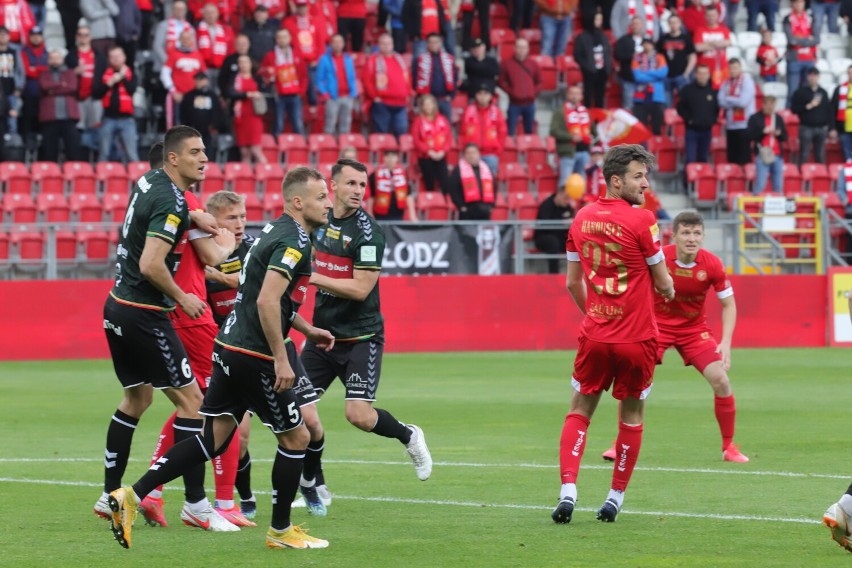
[602, 144, 656, 190]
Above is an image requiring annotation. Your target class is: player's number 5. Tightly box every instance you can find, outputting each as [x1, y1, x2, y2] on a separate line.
[582, 241, 628, 295]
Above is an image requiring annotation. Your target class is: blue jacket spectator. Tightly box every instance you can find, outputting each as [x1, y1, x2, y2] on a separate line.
[316, 36, 357, 135]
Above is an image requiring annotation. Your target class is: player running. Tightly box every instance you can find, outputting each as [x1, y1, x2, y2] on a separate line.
[95, 126, 221, 526]
[300, 159, 433, 502]
[552, 144, 674, 525]
[107, 167, 334, 551]
[600, 211, 748, 463]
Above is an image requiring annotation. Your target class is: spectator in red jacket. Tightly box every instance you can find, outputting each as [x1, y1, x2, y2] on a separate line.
[498, 38, 540, 136]
[228, 53, 267, 164]
[19, 25, 45, 139]
[261, 28, 307, 136]
[161, 28, 207, 127]
[38, 49, 81, 161]
[459, 83, 506, 174]
[196, 3, 234, 91]
[93, 45, 138, 162]
[0, 0, 35, 46]
[363, 32, 412, 137]
[337, 0, 366, 52]
[411, 93, 452, 194]
[283, 0, 326, 105]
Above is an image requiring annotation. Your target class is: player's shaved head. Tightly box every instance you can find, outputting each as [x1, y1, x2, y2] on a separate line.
[148, 141, 164, 169]
[603, 144, 656, 189]
[206, 190, 245, 214]
[164, 125, 202, 158]
[673, 210, 704, 233]
[282, 166, 325, 201]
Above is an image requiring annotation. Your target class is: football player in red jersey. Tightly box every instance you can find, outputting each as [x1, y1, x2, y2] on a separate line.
[601, 210, 748, 463]
[553, 144, 675, 525]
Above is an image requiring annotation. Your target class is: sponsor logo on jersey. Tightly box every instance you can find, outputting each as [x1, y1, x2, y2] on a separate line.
[282, 247, 303, 269]
[218, 259, 242, 273]
[650, 223, 659, 242]
[346, 372, 368, 388]
[326, 228, 341, 240]
[675, 268, 693, 278]
[164, 213, 181, 234]
[360, 245, 377, 262]
[697, 270, 707, 281]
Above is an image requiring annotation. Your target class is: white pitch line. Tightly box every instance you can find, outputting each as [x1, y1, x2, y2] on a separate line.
[0, 457, 847, 480]
[0, 476, 820, 525]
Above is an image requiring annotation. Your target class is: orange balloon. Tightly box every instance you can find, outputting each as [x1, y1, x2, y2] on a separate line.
[565, 173, 586, 200]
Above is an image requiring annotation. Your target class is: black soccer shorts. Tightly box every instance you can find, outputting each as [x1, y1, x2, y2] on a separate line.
[301, 338, 383, 402]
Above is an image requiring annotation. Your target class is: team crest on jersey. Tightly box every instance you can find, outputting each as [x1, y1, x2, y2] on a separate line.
[697, 270, 707, 281]
[164, 214, 181, 234]
[282, 247, 303, 269]
[343, 235, 352, 248]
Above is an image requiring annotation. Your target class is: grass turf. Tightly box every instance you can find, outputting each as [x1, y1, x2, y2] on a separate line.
[0, 348, 848, 567]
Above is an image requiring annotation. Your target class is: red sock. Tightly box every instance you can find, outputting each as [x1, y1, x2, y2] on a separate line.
[714, 395, 736, 450]
[149, 412, 176, 495]
[559, 413, 591, 484]
[611, 422, 643, 492]
[213, 434, 240, 503]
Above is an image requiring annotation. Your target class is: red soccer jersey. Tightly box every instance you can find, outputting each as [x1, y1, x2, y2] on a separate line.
[654, 244, 732, 331]
[166, 48, 207, 94]
[566, 198, 664, 343]
[169, 191, 216, 329]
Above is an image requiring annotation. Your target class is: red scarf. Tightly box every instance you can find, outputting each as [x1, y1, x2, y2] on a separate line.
[464, 103, 501, 152]
[789, 12, 815, 61]
[373, 166, 408, 215]
[166, 18, 193, 53]
[762, 113, 779, 155]
[459, 159, 495, 204]
[273, 46, 300, 95]
[234, 74, 259, 118]
[415, 51, 454, 95]
[197, 21, 231, 68]
[726, 75, 746, 121]
[563, 101, 591, 145]
[837, 83, 852, 128]
[102, 67, 134, 115]
[421, 0, 440, 37]
[418, 114, 450, 152]
[628, 0, 655, 37]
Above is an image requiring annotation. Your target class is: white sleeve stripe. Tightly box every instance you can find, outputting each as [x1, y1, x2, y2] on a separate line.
[566, 251, 580, 262]
[188, 228, 210, 240]
[645, 250, 664, 266]
[716, 287, 734, 299]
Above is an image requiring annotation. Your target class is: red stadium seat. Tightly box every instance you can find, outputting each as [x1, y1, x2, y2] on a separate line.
[3, 193, 36, 223]
[78, 229, 112, 273]
[10, 227, 45, 274]
[256, 163, 285, 197]
[262, 190, 284, 219]
[224, 162, 256, 194]
[647, 135, 677, 173]
[55, 230, 79, 272]
[309, 133, 340, 164]
[127, 161, 150, 182]
[278, 133, 310, 166]
[317, 162, 335, 185]
[556, 55, 582, 89]
[716, 163, 747, 207]
[397, 133, 414, 164]
[778, 109, 800, 148]
[0, 162, 31, 195]
[102, 192, 128, 223]
[519, 28, 542, 55]
[826, 139, 844, 165]
[710, 136, 727, 164]
[415, 191, 451, 220]
[489, 2, 509, 29]
[782, 163, 802, 196]
[490, 192, 509, 220]
[69, 193, 103, 222]
[36, 193, 70, 223]
[499, 162, 528, 194]
[516, 134, 548, 169]
[801, 163, 831, 195]
[201, 162, 226, 193]
[0, 230, 8, 272]
[63, 161, 97, 194]
[531, 55, 557, 93]
[369, 133, 399, 163]
[491, 28, 516, 61]
[685, 163, 718, 208]
[500, 136, 518, 164]
[96, 162, 130, 194]
[338, 133, 370, 163]
[508, 191, 538, 220]
[243, 192, 264, 222]
[664, 109, 685, 144]
[261, 133, 279, 163]
[531, 163, 558, 196]
[30, 161, 64, 194]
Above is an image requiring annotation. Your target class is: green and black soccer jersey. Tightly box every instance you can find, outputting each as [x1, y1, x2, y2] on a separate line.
[312, 209, 385, 342]
[110, 169, 190, 310]
[207, 234, 255, 326]
[216, 215, 312, 359]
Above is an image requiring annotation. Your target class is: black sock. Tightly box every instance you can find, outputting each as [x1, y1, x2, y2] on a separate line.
[133, 434, 210, 500]
[173, 417, 206, 503]
[315, 461, 326, 487]
[235, 451, 253, 501]
[846, 483, 852, 497]
[104, 409, 139, 493]
[370, 408, 411, 444]
[271, 446, 305, 531]
[302, 436, 325, 484]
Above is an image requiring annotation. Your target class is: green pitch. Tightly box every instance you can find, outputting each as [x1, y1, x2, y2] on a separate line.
[1, 349, 849, 567]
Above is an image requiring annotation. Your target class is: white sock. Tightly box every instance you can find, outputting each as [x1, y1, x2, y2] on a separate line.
[217, 499, 234, 510]
[300, 475, 316, 488]
[186, 497, 211, 514]
[607, 489, 625, 509]
[148, 489, 163, 499]
[839, 494, 852, 517]
[559, 483, 577, 501]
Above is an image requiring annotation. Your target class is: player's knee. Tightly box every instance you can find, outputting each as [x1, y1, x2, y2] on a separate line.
[123, 387, 153, 415]
[302, 408, 323, 438]
[277, 424, 310, 450]
[345, 406, 374, 431]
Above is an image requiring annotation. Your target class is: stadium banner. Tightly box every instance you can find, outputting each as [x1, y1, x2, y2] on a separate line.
[0, 274, 828, 361]
[828, 267, 852, 346]
[382, 224, 515, 275]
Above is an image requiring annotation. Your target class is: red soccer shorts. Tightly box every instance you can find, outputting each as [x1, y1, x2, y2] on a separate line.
[657, 325, 722, 373]
[571, 336, 657, 400]
[176, 322, 219, 391]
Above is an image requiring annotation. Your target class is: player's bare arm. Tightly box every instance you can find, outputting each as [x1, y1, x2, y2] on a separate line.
[191, 228, 236, 267]
[650, 260, 675, 301]
[309, 268, 380, 302]
[565, 260, 587, 314]
[291, 314, 335, 352]
[257, 269, 296, 392]
[717, 295, 737, 371]
[189, 210, 219, 234]
[204, 266, 240, 289]
[139, 236, 205, 318]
